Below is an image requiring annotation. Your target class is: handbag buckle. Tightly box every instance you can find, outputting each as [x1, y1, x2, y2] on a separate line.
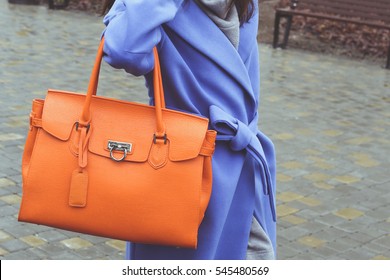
[153, 133, 167, 144]
[75, 121, 91, 132]
[107, 141, 132, 162]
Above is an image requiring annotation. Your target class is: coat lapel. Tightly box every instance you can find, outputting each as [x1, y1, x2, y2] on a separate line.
[165, 0, 257, 105]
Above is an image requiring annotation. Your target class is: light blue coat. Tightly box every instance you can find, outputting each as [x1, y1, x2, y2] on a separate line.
[103, 0, 276, 260]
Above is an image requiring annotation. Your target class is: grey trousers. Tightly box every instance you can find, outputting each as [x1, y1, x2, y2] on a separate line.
[246, 217, 275, 260]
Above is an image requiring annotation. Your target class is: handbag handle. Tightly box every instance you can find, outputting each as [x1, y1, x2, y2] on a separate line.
[79, 38, 166, 141]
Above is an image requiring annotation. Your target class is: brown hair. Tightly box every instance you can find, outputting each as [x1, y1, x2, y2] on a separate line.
[101, 0, 255, 23]
[234, 0, 255, 23]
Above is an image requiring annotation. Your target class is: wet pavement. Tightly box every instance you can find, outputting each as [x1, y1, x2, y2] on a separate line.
[1, 2, 389, 260]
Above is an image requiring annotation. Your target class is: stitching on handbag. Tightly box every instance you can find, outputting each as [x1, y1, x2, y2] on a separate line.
[148, 140, 169, 169]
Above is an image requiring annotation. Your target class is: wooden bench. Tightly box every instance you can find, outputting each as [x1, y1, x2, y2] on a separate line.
[273, 0, 390, 69]
[48, 0, 69, 9]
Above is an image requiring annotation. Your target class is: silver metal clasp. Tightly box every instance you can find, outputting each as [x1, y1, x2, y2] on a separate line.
[107, 140, 132, 162]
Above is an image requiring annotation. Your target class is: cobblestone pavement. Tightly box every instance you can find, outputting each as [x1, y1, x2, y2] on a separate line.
[1, 2, 389, 260]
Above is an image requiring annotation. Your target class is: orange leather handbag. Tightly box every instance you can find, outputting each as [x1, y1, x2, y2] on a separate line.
[18, 39, 216, 248]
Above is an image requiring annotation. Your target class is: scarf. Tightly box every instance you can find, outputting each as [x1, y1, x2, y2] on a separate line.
[193, 0, 240, 49]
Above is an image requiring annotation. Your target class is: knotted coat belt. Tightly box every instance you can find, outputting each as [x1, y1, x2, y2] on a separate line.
[209, 105, 276, 223]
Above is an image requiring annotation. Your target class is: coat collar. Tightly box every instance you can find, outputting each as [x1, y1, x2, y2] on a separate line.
[165, 0, 258, 104]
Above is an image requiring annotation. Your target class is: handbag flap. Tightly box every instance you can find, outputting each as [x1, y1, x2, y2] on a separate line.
[41, 90, 210, 162]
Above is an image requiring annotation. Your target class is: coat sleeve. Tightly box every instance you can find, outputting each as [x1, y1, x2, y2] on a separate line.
[102, 0, 184, 76]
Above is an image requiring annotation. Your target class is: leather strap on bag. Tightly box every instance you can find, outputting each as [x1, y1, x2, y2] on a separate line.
[80, 38, 167, 142]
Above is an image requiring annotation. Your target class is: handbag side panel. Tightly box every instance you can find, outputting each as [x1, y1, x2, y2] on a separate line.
[21, 99, 44, 181]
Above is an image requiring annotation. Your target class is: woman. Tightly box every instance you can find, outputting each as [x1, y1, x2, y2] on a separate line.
[101, 0, 276, 260]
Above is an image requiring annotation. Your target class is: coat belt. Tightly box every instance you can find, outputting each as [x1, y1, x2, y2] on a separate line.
[209, 105, 276, 221]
